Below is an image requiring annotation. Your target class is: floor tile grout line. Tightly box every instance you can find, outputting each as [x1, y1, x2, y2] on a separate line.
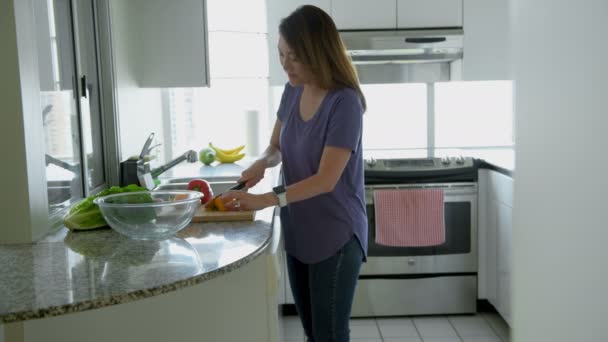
[446, 316, 465, 342]
[374, 318, 386, 341]
[411, 317, 424, 341]
[480, 312, 507, 342]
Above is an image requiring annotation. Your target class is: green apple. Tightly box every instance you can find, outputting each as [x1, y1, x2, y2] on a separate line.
[199, 147, 216, 165]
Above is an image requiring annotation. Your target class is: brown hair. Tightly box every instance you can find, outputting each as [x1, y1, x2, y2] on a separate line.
[279, 5, 367, 112]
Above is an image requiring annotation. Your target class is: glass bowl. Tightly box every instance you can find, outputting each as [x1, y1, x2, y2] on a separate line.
[94, 190, 202, 240]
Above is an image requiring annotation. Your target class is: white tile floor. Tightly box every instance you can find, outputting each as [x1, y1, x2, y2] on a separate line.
[280, 312, 510, 342]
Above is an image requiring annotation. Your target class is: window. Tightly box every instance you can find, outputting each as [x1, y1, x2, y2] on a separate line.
[166, 79, 270, 157]
[361, 83, 428, 159]
[35, 0, 107, 219]
[435, 81, 513, 149]
[358, 81, 513, 159]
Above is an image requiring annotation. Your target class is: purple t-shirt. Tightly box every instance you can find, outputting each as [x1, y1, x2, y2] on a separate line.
[277, 83, 368, 264]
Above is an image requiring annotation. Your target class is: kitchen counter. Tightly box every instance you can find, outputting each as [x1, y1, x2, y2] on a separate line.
[0, 201, 277, 324]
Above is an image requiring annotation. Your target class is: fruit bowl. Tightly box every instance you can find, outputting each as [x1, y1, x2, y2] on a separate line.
[93, 190, 202, 240]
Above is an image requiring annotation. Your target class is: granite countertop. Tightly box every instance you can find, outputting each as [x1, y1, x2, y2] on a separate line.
[0, 165, 280, 324]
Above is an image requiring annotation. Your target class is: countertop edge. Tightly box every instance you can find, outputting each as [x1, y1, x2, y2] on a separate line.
[478, 160, 514, 178]
[0, 228, 274, 324]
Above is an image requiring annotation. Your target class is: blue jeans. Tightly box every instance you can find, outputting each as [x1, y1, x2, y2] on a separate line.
[286, 236, 363, 342]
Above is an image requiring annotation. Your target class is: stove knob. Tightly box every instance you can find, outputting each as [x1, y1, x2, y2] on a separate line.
[441, 157, 451, 166]
[456, 156, 465, 165]
[366, 158, 377, 168]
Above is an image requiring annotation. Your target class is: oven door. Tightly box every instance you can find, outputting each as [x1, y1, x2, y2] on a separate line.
[362, 182, 478, 275]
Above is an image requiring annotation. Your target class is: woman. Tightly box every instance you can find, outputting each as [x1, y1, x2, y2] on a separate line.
[220, 5, 367, 342]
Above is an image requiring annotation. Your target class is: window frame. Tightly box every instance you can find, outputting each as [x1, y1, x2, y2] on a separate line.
[45, 0, 121, 234]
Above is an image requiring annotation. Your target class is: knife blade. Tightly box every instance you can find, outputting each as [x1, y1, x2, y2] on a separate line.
[205, 181, 247, 210]
[218, 181, 246, 198]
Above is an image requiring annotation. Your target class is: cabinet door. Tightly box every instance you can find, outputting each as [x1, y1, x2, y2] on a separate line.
[397, 0, 462, 28]
[332, 0, 397, 30]
[266, 0, 331, 85]
[462, 0, 511, 80]
[284, 252, 295, 304]
[110, 0, 209, 88]
[486, 197, 499, 309]
[497, 202, 512, 325]
[489, 170, 514, 207]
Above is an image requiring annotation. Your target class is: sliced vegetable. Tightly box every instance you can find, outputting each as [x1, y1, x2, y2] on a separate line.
[213, 196, 226, 211]
[187, 179, 213, 205]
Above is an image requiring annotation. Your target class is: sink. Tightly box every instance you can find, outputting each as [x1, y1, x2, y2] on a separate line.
[166, 176, 240, 183]
[155, 181, 237, 195]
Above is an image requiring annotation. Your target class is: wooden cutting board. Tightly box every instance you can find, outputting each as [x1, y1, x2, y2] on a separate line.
[191, 205, 255, 222]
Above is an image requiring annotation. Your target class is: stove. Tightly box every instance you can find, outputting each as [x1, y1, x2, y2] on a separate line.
[364, 157, 480, 184]
[351, 156, 481, 317]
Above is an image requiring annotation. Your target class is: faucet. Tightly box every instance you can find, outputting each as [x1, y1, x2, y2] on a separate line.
[150, 150, 198, 178]
[128, 133, 198, 189]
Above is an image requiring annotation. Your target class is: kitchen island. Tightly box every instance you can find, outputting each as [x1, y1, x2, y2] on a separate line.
[0, 202, 280, 342]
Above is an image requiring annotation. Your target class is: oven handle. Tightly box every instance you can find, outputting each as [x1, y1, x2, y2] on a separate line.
[365, 182, 477, 204]
[365, 182, 477, 190]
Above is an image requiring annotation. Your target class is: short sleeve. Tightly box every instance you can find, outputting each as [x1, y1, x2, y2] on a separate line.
[325, 89, 363, 153]
[276, 83, 291, 122]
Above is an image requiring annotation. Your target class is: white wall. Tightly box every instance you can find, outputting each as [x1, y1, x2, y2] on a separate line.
[511, 1, 608, 341]
[0, 0, 50, 243]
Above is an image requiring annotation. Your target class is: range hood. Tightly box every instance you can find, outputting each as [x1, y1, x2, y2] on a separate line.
[340, 29, 463, 84]
[340, 29, 463, 64]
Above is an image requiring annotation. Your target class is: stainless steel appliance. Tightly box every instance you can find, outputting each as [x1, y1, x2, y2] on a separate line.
[339, 29, 463, 84]
[351, 157, 479, 317]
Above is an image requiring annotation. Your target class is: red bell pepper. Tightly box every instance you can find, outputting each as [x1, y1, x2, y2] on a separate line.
[187, 179, 213, 205]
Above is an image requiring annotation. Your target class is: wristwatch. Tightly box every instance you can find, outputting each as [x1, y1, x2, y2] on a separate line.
[272, 185, 288, 207]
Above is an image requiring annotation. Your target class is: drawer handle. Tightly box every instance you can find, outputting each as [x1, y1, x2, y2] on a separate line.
[405, 37, 446, 44]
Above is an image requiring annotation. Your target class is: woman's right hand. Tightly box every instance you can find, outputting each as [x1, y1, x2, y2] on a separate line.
[239, 159, 267, 189]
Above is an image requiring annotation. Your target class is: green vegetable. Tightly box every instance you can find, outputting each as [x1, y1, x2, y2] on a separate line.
[63, 184, 148, 230]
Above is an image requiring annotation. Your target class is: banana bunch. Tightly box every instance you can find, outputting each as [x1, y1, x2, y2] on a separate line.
[209, 143, 246, 163]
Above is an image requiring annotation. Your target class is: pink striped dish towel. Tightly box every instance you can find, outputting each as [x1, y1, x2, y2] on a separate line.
[373, 189, 445, 247]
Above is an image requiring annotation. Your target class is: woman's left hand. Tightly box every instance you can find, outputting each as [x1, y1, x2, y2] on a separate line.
[220, 191, 277, 211]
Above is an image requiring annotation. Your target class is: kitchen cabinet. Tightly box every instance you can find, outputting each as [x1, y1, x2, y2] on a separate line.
[332, 0, 462, 30]
[496, 199, 512, 324]
[462, 0, 511, 80]
[2, 251, 279, 342]
[332, 0, 397, 30]
[480, 169, 513, 326]
[109, 0, 209, 88]
[397, 0, 463, 28]
[282, 251, 296, 304]
[266, 0, 331, 85]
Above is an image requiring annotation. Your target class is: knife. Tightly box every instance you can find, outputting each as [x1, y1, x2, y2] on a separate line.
[221, 181, 246, 196]
[205, 181, 247, 210]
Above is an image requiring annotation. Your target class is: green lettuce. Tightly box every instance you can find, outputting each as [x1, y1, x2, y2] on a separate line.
[63, 184, 149, 230]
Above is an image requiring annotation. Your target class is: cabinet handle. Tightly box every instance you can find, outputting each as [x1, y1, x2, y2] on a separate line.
[405, 37, 446, 44]
[80, 75, 87, 98]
